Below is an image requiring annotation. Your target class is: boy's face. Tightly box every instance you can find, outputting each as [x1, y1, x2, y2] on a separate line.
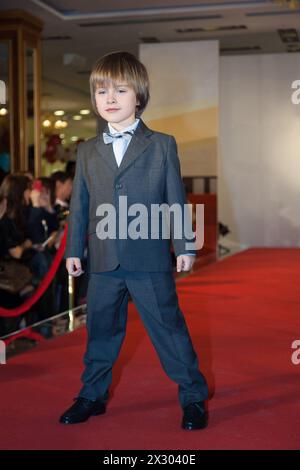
[95, 80, 140, 130]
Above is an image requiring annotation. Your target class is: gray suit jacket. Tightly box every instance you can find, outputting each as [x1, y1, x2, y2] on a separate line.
[65, 119, 196, 272]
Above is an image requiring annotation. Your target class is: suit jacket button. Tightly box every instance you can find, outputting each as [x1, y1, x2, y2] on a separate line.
[115, 183, 123, 189]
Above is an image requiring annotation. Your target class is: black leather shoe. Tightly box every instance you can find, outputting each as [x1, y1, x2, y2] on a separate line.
[181, 401, 208, 430]
[59, 397, 106, 425]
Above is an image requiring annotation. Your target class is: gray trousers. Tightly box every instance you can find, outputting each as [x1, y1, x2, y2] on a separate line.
[79, 266, 208, 409]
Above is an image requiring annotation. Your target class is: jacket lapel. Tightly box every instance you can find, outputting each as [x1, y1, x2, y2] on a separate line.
[94, 119, 153, 174]
[94, 122, 118, 172]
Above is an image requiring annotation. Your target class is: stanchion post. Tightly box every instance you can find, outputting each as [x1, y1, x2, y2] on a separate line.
[68, 274, 75, 331]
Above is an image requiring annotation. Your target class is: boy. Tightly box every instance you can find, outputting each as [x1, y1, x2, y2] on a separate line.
[60, 51, 209, 430]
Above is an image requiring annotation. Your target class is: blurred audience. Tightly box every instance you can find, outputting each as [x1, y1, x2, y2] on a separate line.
[0, 161, 83, 337]
[28, 177, 59, 249]
[51, 171, 73, 223]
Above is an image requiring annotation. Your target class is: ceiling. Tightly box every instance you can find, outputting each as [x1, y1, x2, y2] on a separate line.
[1, 0, 300, 142]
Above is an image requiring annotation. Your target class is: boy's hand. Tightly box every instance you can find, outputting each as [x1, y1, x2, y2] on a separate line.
[176, 255, 195, 272]
[66, 257, 84, 277]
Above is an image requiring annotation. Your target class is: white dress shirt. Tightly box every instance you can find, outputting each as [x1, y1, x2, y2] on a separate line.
[108, 118, 140, 167]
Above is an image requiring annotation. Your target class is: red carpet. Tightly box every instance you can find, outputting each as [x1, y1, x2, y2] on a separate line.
[1, 248, 300, 450]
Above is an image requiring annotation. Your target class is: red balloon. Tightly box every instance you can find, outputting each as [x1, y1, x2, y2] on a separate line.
[48, 134, 61, 146]
[46, 143, 56, 153]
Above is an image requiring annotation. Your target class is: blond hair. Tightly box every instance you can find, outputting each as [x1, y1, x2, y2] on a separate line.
[90, 51, 150, 117]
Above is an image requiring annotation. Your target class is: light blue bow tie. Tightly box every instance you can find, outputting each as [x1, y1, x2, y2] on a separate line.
[103, 130, 134, 144]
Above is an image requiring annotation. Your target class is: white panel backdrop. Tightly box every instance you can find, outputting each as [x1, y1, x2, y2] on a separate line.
[139, 41, 219, 177]
[219, 53, 300, 247]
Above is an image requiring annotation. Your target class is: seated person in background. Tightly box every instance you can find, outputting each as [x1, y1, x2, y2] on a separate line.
[0, 174, 57, 329]
[0, 174, 56, 280]
[0, 196, 29, 331]
[0, 174, 34, 262]
[0, 195, 33, 307]
[27, 177, 59, 249]
[50, 172, 74, 312]
[0, 174, 38, 301]
[50, 171, 73, 223]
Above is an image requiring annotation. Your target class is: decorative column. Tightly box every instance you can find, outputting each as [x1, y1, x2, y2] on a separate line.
[0, 10, 43, 175]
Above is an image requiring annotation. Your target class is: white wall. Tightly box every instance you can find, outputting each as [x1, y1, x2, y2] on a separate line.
[140, 41, 219, 177]
[219, 53, 300, 247]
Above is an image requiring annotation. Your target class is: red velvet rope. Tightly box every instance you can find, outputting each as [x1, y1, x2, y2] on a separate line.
[0, 225, 68, 317]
